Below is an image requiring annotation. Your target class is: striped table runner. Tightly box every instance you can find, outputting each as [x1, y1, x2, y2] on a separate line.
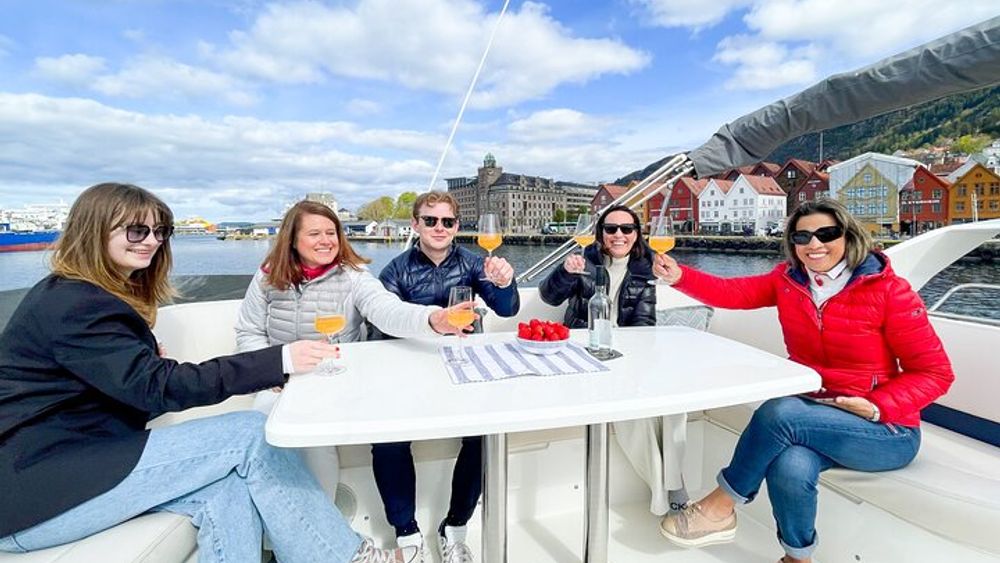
[440, 341, 610, 384]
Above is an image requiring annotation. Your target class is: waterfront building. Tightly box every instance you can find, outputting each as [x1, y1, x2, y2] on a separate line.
[304, 192, 339, 213]
[900, 166, 951, 235]
[342, 220, 378, 236]
[982, 138, 1000, 173]
[947, 161, 1000, 223]
[775, 158, 819, 214]
[726, 175, 787, 236]
[645, 177, 707, 233]
[788, 169, 831, 213]
[590, 184, 632, 216]
[376, 219, 412, 238]
[828, 152, 920, 234]
[446, 154, 597, 233]
[716, 161, 780, 182]
[696, 179, 735, 233]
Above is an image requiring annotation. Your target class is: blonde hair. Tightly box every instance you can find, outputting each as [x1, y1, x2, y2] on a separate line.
[51, 183, 176, 325]
[263, 200, 370, 291]
[412, 190, 459, 219]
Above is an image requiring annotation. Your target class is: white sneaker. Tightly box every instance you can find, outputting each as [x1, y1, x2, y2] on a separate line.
[437, 524, 474, 563]
[396, 531, 430, 563]
[350, 537, 420, 563]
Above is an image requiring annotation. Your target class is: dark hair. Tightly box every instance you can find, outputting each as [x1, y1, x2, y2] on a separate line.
[783, 199, 872, 271]
[263, 200, 370, 291]
[594, 204, 650, 261]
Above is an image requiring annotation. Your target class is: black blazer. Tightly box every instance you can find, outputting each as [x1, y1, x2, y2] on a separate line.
[538, 244, 657, 329]
[0, 276, 286, 537]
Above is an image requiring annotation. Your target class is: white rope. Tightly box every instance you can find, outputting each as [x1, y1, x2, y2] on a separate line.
[426, 0, 511, 191]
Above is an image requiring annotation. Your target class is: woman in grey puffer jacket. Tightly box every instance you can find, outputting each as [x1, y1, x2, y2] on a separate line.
[235, 200, 470, 501]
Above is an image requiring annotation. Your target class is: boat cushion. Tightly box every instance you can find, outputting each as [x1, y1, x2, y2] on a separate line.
[0, 512, 196, 563]
[705, 404, 1000, 555]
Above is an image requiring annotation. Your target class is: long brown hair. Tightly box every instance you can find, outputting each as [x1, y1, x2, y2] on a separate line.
[783, 199, 872, 271]
[51, 183, 176, 325]
[263, 200, 370, 291]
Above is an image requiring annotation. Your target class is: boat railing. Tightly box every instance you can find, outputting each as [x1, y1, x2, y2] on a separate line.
[927, 283, 1000, 327]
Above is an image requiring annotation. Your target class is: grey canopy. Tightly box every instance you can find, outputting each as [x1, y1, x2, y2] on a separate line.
[687, 16, 1000, 178]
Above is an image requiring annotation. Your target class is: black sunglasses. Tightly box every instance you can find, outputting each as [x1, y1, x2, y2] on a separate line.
[419, 215, 457, 229]
[602, 223, 638, 235]
[790, 225, 843, 245]
[124, 224, 174, 243]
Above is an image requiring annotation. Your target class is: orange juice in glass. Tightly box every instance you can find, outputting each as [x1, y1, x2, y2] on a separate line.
[315, 295, 348, 374]
[477, 214, 502, 283]
[446, 286, 474, 365]
[570, 213, 594, 276]
[648, 214, 675, 285]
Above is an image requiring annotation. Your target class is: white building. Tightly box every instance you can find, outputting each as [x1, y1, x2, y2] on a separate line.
[725, 175, 787, 235]
[697, 179, 734, 233]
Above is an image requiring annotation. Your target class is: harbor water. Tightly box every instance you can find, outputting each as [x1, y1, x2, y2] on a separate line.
[1, 235, 997, 321]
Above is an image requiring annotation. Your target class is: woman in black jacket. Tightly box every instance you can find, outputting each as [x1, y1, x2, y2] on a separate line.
[0, 183, 416, 563]
[539, 204, 656, 328]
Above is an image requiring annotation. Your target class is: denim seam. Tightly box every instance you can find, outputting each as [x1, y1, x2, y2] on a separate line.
[251, 456, 361, 562]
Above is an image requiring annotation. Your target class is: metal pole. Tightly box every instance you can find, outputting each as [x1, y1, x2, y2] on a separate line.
[482, 433, 508, 563]
[583, 423, 610, 563]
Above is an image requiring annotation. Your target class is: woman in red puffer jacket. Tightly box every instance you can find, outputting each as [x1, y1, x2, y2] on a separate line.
[655, 199, 953, 563]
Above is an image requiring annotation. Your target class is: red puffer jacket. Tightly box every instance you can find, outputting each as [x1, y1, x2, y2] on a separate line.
[675, 253, 953, 427]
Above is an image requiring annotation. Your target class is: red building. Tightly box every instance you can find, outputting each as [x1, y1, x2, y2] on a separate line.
[590, 184, 630, 215]
[900, 165, 951, 235]
[788, 169, 830, 212]
[717, 161, 780, 182]
[775, 158, 818, 214]
[646, 177, 708, 233]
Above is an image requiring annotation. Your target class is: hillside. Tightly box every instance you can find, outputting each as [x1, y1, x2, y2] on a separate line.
[615, 84, 1000, 184]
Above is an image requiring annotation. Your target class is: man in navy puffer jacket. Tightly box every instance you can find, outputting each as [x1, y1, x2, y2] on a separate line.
[373, 190, 519, 563]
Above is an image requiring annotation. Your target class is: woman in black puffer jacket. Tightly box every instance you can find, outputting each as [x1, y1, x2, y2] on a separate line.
[540, 204, 656, 328]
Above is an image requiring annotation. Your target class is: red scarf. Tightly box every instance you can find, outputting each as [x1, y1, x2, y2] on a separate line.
[300, 261, 337, 280]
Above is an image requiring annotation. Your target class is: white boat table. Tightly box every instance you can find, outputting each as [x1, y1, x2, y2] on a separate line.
[265, 326, 820, 563]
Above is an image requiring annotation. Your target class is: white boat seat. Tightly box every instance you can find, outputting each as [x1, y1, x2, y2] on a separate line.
[0, 513, 197, 563]
[705, 403, 1000, 556]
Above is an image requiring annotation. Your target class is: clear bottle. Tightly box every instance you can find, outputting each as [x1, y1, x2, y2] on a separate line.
[588, 267, 613, 356]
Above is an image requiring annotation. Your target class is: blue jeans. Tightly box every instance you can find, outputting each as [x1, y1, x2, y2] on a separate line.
[717, 397, 920, 560]
[0, 411, 363, 563]
[371, 436, 482, 537]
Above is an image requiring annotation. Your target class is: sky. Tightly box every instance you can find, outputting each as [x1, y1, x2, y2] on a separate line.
[0, 1, 997, 221]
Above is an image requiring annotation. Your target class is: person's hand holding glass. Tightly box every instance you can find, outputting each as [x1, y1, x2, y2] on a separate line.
[648, 214, 675, 285]
[314, 293, 348, 375]
[444, 286, 475, 365]
[567, 213, 594, 276]
[477, 213, 507, 284]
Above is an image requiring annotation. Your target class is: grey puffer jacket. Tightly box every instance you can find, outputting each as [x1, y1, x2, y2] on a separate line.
[235, 264, 439, 351]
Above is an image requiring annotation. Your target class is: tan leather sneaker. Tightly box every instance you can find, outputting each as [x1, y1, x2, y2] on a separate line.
[659, 502, 737, 548]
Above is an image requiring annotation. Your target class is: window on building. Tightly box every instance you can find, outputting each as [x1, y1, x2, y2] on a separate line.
[978, 200, 984, 210]
[932, 189, 943, 199]
[915, 204, 923, 213]
[991, 201, 999, 211]
[932, 203, 941, 213]
[799, 192, 806, 201]
[914, 190, 923, 198]
[958, 186, 967, 196]
[863, 173, 872, 183]
[992, 184, 1000, 195]
[956, 202, 965, 211]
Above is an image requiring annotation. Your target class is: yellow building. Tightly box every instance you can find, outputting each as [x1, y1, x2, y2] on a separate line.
[947, 162, 1000, 223]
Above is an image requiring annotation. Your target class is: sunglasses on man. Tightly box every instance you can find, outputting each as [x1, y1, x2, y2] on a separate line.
[790, 225, 843, 245]
[601, 223, 638, 235]
[419, 216, 458, 229]
[124, 224, 174, 243]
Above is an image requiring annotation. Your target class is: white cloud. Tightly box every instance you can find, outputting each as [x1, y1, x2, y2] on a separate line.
[713, 36, 817, 90]
[637, 0, 1000, 92]
[507, 109, 612, 143]
[0, 34, 15, 58]
[34, 54, 107, 85]
[0, 93, 446, 217]
[92, 55, 258, 106]
[346, 98, 382, 116]
[207, 0, 649, 108]
[630, 0, 751, 29]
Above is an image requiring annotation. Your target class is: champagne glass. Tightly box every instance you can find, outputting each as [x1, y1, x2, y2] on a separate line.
[314, 293, 348, 375]
[648, 214, 675, 285]
[570, 213, 595, 276]
[477, 213, 503, 282]
[445, 286, 475, 365]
